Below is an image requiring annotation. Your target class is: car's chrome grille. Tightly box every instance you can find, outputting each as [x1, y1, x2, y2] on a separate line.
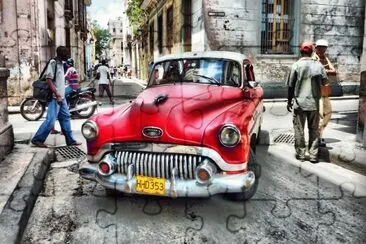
[115, 151, 203, 179]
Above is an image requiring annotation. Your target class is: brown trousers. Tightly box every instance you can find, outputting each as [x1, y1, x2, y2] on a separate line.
[293, 109, 320, 160]
[98, 84, 113, 101]
[319, 97, 332, 137]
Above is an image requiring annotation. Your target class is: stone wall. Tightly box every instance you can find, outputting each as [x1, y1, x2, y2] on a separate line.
[0, 0, 41, 105]
[357, 71, 366, 146]
[301, 0, 365, 83]
[190, 0, 365, 87]
[0, 66, 14, 161]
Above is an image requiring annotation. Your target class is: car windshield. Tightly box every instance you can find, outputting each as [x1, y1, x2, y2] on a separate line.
[148, 58, 241, 87]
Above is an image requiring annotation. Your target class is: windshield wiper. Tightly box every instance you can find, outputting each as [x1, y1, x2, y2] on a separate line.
[194, 74, 221, 85]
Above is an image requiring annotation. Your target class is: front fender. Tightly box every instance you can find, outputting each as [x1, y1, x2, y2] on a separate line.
[202, 99, 256, 164]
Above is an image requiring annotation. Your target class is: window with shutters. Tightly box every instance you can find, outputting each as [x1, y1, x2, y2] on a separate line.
[261, 0, 294, 54]
[149, 21, 154, 55]
[182, 0, 192, 52]
[158, 14, 163, 54]
[166, 6, 173, 52]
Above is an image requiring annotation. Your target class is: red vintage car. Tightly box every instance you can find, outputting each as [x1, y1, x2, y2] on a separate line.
[79, 51, 264, 200]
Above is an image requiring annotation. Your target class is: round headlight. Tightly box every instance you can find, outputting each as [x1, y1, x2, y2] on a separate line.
[219, 125, 241, 147]
[82, 120, 98, 140]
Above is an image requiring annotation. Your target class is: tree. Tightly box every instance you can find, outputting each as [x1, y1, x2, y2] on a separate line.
[126, 0, 147, 34]
[92, 21, 111, 59]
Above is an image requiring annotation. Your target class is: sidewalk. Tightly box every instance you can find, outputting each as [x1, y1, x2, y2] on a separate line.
[261, 98, 366, 176]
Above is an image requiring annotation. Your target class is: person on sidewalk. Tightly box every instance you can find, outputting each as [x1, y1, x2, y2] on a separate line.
[64, 58, 80, 93]
[31, 46, 81, 147]
[313, 39, 337, 147]
[96, 60, 114, 105]
[286, 41, 327, 163]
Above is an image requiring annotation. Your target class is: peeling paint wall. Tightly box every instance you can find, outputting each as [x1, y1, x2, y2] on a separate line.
[0, 0, 55, 104]
[301, 0, 365, 82]
[0, 0, 90, 104]
[362, 4, 366, 71]
[190, 0, 365, 84]
[0, 0, 40, 104]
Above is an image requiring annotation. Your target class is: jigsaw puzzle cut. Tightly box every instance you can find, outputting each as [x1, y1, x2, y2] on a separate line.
[75, 81, 366, 244]
[86, 144, 365, 243]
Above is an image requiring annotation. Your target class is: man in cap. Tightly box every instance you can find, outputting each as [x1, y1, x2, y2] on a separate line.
[286, 41, 327, 163]
[313, 39, 336, 147]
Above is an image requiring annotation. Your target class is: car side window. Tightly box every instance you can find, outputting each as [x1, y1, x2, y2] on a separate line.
[225, 61, 241, 87]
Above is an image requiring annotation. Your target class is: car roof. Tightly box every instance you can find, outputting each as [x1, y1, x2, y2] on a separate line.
[155, 51, 249, 64]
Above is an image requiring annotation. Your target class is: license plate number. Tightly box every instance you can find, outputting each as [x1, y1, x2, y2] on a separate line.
[136, 176, 165, 195]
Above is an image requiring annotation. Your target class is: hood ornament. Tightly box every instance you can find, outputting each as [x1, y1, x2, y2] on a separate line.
[142, 127, 163, 138]
[154, 94, 168, 105]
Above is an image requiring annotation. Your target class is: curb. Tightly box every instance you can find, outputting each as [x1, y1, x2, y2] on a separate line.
[258, 130, 366, 175]
[264, 95, 359, 103]
[7, 96, 138, 115]
[267, 144, 366, 197]
[8, 95, 359, 114]
[0, 145, 54, 244]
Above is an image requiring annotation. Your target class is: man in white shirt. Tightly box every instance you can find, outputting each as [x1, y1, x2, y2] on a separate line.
[96, 60, 114, 104]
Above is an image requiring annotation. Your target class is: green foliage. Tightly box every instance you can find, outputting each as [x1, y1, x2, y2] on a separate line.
[126, 0, 146, 34]
[92, 21, 111, 58]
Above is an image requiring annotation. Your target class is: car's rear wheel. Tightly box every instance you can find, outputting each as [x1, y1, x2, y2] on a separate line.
[226, 149, 260, 201]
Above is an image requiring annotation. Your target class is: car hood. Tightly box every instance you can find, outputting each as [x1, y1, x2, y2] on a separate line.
[95, 84, 245, 145]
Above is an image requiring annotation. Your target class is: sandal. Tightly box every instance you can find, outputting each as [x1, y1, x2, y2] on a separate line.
[67, 141, 82, 146]
[31, 140, 48, 148]
[50, 129, 61, 135]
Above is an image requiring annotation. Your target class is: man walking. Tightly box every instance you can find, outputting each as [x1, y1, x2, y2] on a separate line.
[286, 41, 327, 163]
[96, 60, 114, 104]
[313, 39, 336, 147]
[31, 46, 81, 147]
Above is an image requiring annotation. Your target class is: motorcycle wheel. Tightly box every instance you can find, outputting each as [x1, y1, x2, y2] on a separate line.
[20, 98, 45, 121]
[73, 95, 97, 119]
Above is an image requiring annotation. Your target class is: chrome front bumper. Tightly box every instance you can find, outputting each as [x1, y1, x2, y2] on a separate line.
[79, 158, 255, 198]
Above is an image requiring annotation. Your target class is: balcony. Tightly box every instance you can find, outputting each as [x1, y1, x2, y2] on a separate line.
[141, 0, 158, 10]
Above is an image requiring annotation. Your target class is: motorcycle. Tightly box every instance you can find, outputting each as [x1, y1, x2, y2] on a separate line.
[20, 86, 99, 121]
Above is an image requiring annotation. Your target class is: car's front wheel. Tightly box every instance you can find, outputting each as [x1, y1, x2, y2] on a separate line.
[226, 149, 260, 201]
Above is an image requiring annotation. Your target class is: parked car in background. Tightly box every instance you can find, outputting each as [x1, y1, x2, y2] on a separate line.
[79, 51, 264, 200]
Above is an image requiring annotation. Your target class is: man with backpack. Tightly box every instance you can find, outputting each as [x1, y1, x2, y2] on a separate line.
[31, 46, 81, 147]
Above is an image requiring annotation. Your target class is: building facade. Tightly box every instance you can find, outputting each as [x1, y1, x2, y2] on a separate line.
[137, 0, 365, 94]
[122, 8, 132, 70]
[0, 0, 91, 104]
[108, 17, 124, 67]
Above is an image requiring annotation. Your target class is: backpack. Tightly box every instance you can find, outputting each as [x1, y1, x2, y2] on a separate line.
[32, 59, 57, 102]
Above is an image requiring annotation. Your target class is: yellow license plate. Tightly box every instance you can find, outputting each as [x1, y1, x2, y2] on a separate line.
[135, 176, 166, 196]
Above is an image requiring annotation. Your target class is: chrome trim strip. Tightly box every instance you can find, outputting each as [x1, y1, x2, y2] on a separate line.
[87, 142, 247, 171]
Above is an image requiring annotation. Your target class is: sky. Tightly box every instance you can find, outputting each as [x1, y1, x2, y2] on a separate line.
[87, 0, 125, 28]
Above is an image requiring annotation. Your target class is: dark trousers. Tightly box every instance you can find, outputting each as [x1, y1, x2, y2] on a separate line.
[293, 109, 320, 160]
[99, 84, 113, 101]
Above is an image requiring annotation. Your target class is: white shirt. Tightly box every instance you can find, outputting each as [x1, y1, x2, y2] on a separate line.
[97, 65, 111, 85]
[44, 59, 66, 99]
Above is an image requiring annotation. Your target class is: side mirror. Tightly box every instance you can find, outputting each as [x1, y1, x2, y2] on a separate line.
[243, 88, 255, 99]
[248, 81, 259, 88]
